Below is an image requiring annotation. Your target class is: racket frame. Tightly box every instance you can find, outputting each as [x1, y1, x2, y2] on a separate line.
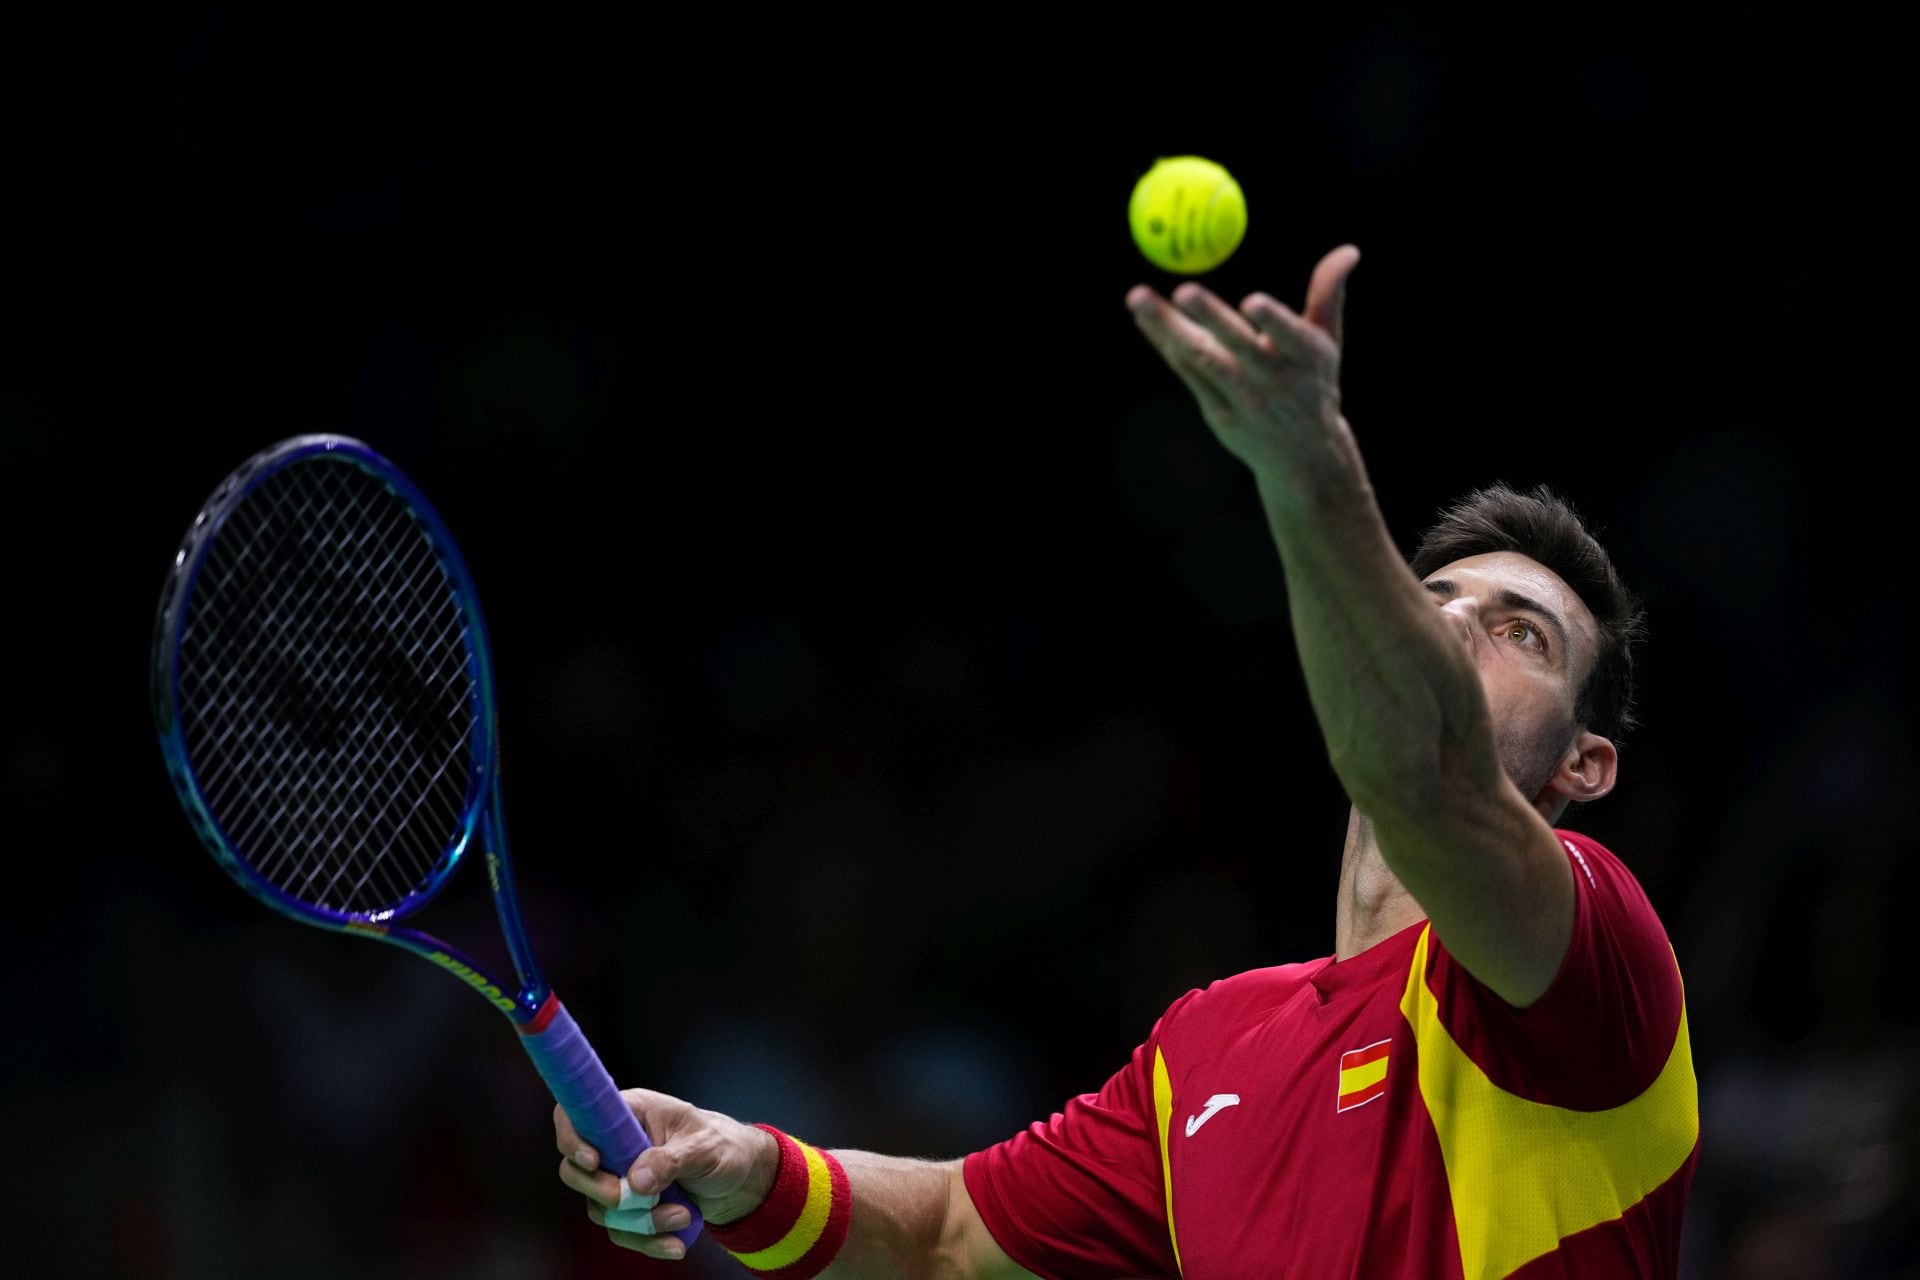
[152, 434, 549, 1024]
[154, 433, 703, 1244]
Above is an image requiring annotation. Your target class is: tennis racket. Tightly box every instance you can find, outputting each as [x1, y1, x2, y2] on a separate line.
[151, 433, 699, 1245]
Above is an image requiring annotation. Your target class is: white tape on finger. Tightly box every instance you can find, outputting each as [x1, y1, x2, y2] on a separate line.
[604, 1179, 660, 1235]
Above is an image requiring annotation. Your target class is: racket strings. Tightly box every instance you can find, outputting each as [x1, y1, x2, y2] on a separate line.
[185, 472, 461, 909]
[177, 458, 480, 915]
[193, 466, 472, 910]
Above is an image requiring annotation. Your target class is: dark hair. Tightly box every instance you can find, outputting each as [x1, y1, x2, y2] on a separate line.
[1408, 483, 1646, 742]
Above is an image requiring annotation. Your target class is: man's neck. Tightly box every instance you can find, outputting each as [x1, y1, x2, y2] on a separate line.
[1334, 807, 1428, 961]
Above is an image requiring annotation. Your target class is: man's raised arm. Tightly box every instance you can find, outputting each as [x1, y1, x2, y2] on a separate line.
[1126, 247, 1593, 1007]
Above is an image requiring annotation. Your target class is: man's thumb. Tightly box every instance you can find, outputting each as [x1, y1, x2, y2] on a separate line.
[1305, 245, 1361, 349]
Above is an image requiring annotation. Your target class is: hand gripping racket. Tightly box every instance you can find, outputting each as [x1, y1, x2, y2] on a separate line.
[151, 434, 698, 1245]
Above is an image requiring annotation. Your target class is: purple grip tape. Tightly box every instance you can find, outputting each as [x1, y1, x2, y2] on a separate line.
[520, 1000, 704, 1247]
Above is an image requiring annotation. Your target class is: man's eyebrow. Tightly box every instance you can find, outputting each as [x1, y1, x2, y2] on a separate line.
[1496, 589, 1569, 652]
[1422, 579, 1571, 653]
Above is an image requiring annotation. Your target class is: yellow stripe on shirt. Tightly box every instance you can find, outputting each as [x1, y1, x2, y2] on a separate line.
[1399, 925, 1698, 1279]
[1151, 1046, 1184, 1276]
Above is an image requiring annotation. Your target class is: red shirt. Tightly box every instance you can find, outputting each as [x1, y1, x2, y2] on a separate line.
[962, 831, 1698, 1279]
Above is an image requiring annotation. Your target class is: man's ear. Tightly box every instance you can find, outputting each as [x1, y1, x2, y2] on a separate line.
[1549, 731, 1618, 805]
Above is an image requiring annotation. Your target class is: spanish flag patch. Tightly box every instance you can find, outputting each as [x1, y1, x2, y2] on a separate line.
[1336, 1038, 1392, 1112]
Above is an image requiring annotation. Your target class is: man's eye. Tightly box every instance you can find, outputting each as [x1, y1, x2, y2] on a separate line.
[1504, 622, 1542, 648]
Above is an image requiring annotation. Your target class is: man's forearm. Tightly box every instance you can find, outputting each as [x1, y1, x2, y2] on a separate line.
[1251, 433, 1503, 815]
[1122, 256, 1500, 817]
[814, 1152, 951, 1279]
[1237, 408, 1579, 1005]
[818, 1153, 1029, 1280]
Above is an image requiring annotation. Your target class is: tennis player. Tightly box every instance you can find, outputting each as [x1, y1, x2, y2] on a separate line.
[555, 244, 1698, 1278]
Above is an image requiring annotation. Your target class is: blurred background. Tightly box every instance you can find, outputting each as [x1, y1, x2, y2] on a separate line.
[3, 11, 1913, 1278]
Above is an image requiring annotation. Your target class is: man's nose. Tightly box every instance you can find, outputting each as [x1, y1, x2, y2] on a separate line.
[1438, 596, 1479, 646]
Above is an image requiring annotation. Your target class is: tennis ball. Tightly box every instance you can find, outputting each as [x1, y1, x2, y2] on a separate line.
[1128, 156, 1247, 275]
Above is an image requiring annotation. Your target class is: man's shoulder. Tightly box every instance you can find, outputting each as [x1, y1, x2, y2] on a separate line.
[1552, 826, 1625, 879]
[1551, 827, 1668, 926]
[1420, 824, 1689, 1110]
[1158, 957, 1328, 1040]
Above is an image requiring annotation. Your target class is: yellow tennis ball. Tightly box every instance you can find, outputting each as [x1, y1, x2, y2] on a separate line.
[1128, 156, 1247, 275]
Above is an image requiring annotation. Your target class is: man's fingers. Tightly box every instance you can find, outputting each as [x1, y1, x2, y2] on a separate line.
[610, 1228, 688, 1262]
[560, 1088, 691, 1174]
[1127, 285, 1238, 416]
[1302, 244, 1361, 348]
[1128, 286, 1240, 378]
[1239, 291, 1307, 340]
[587, 1204, 689, 1262]
[1171, 281, 1270, 363]
[626, 1142, 685, 1197]
[649, 1204, 695, 1233]
[1239, 292, 1338, 366]
[558, 1157, 625, 1208]
[552, 1105, 599, 1171]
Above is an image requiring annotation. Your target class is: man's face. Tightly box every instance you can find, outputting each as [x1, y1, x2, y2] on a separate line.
[1420, 551, 1601, 801]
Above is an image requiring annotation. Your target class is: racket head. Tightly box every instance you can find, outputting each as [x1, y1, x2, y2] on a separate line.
[153, 435, 498, 928]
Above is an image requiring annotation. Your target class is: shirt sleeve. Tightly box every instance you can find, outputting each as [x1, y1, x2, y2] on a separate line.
[1423, 829, 1686, 1110]
[961, 1002, 1189, 1280]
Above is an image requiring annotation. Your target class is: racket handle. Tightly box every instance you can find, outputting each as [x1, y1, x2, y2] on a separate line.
[519, 998, 704, 1248]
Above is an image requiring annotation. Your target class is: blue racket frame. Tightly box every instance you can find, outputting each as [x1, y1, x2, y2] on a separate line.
[152, 435, 551, 1015]
[152, 435, 701, 1244]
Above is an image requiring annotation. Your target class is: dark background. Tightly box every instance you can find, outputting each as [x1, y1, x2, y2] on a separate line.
[4, 12, 1913, 1279]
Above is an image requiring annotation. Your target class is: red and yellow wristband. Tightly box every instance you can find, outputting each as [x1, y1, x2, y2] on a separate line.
[707, 1124, 851, 1279]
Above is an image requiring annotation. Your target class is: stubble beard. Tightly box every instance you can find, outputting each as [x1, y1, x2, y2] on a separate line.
[1496, 713, 1573, 805]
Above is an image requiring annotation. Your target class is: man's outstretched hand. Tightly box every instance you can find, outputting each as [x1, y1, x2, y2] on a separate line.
[1126, 244, 1361, 479]
[556, 1089, 777, 1262]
